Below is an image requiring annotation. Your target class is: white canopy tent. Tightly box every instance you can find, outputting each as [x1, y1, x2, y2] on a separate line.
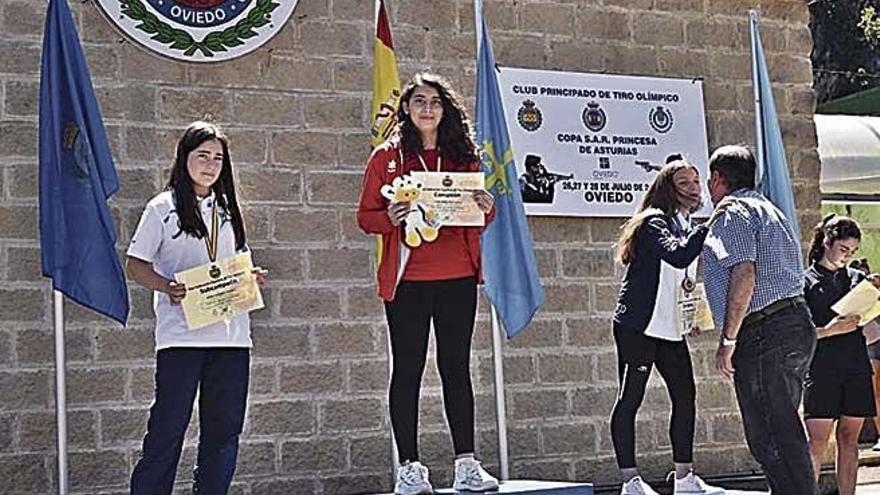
[815, 114, 880, 197]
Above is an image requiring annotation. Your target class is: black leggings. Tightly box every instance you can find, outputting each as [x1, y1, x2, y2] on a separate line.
[610, 324, 696, 469]
[385, 276, 477, 463]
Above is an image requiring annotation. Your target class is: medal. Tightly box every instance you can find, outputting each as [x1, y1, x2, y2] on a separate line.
[682, 276, 696, 294]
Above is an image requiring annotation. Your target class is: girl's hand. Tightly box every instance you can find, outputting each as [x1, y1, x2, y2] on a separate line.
[387, 202, 411, 226]
[869, 273, 880, 289]
[830, 314, 861, 335]
[253, 267, 269, 287]
[473, 190, 494, 213]
[687, 326, 701, 338]
[163, 280, 187, 305]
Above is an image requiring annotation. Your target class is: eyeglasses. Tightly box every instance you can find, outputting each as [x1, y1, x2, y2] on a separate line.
[410, 97, 443, 111]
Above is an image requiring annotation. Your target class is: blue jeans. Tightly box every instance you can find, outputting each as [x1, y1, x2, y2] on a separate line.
[130, 348, 250, 495]
[732, 304, 818, 495]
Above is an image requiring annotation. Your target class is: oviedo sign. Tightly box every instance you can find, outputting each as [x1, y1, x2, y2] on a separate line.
[95, 0, 299, 63]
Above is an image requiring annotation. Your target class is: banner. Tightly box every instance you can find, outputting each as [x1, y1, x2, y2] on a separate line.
[498, 68, 711, 217]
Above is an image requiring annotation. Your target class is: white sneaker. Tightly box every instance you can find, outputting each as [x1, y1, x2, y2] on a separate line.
[672, 471, 725, 494]
[395, 461, 432, 495]
[452, 457, 499, 492]
[620, 476, 660, 495]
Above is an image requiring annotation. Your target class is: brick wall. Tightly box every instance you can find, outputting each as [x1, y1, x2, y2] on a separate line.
[0, 0, 819, 493]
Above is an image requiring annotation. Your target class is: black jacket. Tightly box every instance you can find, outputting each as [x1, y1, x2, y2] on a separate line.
[613, 214, 708, 333]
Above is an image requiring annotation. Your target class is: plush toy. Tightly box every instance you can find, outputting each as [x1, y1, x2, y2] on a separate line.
[381, 174, 439, 248]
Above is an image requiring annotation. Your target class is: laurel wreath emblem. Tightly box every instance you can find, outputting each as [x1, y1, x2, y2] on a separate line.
[119, 0, 280, 58]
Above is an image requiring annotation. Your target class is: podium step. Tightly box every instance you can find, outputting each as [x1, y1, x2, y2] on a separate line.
[436, 480, 593, 495]
[372, 480, 592, 495]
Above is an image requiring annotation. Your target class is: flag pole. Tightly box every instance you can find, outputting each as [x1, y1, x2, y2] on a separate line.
[749, 9, 765, 185]
[489, 306, 510, 480]
[53, 289, 68, 495]
[475, 0, 510, 480]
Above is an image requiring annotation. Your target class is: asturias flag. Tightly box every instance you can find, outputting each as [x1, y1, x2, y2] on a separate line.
[750, 10, 800, 240]
[370, 0, 401, 148]
[39, 0, 129, 325]
[476, 14, 543, 338]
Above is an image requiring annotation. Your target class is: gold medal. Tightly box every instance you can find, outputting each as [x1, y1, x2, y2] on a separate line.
[682, 275, 695, 294]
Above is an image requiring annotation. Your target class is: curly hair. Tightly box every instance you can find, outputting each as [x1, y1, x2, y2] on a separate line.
[395, 72, 478, 165]
[808, 213, 861, 264]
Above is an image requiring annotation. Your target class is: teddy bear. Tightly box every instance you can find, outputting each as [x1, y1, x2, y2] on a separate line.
[380, 174, 439, 248]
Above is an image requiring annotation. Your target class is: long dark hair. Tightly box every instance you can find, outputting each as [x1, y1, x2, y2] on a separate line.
[808, 213, 861, 264]
[395, 72, 478, 165]
[616, 157, 700, 265]
[166, 121, 246, 250]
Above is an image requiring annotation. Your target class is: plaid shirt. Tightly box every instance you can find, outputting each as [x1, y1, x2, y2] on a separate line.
[702, 189, 804, 330]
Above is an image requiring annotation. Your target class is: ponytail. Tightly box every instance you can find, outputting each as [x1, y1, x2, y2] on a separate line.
[808, 213, 861, 264]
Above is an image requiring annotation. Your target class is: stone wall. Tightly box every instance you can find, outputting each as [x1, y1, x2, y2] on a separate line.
[0, 0, 819, 493]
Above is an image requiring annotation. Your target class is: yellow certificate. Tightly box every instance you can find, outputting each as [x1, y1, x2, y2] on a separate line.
[410, 171, 485, 227]
[175, 252, 264, 330]
[832, 279, 880, 326]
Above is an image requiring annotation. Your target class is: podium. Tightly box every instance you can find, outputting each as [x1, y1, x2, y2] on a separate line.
[375, 480, 593, 495]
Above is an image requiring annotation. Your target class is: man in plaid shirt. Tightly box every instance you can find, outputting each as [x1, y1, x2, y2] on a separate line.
[702, 145, 818, 495]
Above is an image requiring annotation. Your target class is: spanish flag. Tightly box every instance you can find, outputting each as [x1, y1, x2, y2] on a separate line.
[370, 0, 401, 148]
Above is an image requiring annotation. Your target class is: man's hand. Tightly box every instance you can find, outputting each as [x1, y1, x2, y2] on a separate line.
[716, 344, 735, 379]
[387, 202, 410, 226]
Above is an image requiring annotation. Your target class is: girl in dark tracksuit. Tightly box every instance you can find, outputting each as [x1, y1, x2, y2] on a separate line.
[610, 157, 723, 495]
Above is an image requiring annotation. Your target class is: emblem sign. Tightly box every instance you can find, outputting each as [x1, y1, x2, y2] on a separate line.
[94, 0, 299, 63]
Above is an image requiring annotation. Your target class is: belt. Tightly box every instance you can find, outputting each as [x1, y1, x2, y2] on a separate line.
[741, 296, 805, 329]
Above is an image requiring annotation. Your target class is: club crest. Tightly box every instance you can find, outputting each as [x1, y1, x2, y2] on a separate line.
[517, 99, 543, 132]
[94, 0, 299, 62]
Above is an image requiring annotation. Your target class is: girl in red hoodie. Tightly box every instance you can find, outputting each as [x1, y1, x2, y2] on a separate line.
[357, 73, 497, 495]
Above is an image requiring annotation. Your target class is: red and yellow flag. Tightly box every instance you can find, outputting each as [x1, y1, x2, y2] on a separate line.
[370, 0, 401, 148]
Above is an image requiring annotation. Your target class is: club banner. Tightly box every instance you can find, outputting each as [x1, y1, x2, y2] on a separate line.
[498, 67, 711, 217]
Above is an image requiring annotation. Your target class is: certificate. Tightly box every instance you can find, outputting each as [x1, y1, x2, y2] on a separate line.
[410, 171, 485, 227]
[832, 279, 880, 326]
[175, 252, 264, 330]
[677, 283, 714, 335]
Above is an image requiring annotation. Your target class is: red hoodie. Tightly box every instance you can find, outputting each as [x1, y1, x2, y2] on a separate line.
[356, 141, 495, 301]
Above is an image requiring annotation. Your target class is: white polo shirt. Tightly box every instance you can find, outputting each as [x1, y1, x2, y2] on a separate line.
[127, 191, 252, 350]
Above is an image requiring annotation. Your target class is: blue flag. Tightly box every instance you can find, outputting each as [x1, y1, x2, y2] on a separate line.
[476, 16, 543, 338]
[750, 11, 800, 240]
[39, 0, 129, 325]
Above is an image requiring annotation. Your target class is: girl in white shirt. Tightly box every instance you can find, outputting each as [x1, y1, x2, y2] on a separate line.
[127, 121, 266, 495]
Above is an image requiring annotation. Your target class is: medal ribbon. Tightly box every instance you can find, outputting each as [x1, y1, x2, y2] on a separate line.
[203, 200, 219, 263]
[417, 152, 442, 172]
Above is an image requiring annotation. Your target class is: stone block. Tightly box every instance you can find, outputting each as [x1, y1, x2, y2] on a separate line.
[251, 324, 310, 359]
[4, 80, 38, 117]
[0, 454, 50, 493]
[542, 284, 591, 314]
[0, 121, 37, 158]
[95, 326, 153, 363]
[232, 92, 305, 127]
[247, 400, 316, 436]
[543, 422, 598, 455]
[237, 167, 302, 203]
[249, 363, 277, 396]
[511, 459, 571, 482]
[538, 353, 591, 384]
[17, 327, 93, 365]
[575, 8, 631, 42]
[520, 3, 576, 36]
[69, 449, 129, 491]
[346, 285, 383, 319]
[236, 441, 276, 476]
[279, 361, 344, 394]
[528, 217, 590, 244]
[320, 398, 384, 432]
[350, 434, 390, 469]
[306, 247, 372, 280]
[129, 366, 156, 403]
[506, 319, 563, 349]
[562, 248, 615, 278]
[120, 45, 186, 84]
[0, 39, 41, 75]
[477, 355, 535, 387]
[157, 89, 231, 124]
[306, 171, 364, 206]
[19, 409, 97, 450]
[571, 385, 618, 418]
[272, 131, 338, 168]
[633, 13, 685, 46]
[295, 22, 365, 57]
[315, 323, 374, 357]
[492, 34, 547, 69]
[510, 389, 568, 420]
[303, 96, 365, 129]
[565, 317, 613, 347]
[67, 367, 126, 405]
[273, 209, 337, 243]
[279, 287, 342, 319]
[348, 359, 389, 393]
[0, 370, 49, 410]
[100, 408, 148, 447]
[280, 436, 346, 472]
